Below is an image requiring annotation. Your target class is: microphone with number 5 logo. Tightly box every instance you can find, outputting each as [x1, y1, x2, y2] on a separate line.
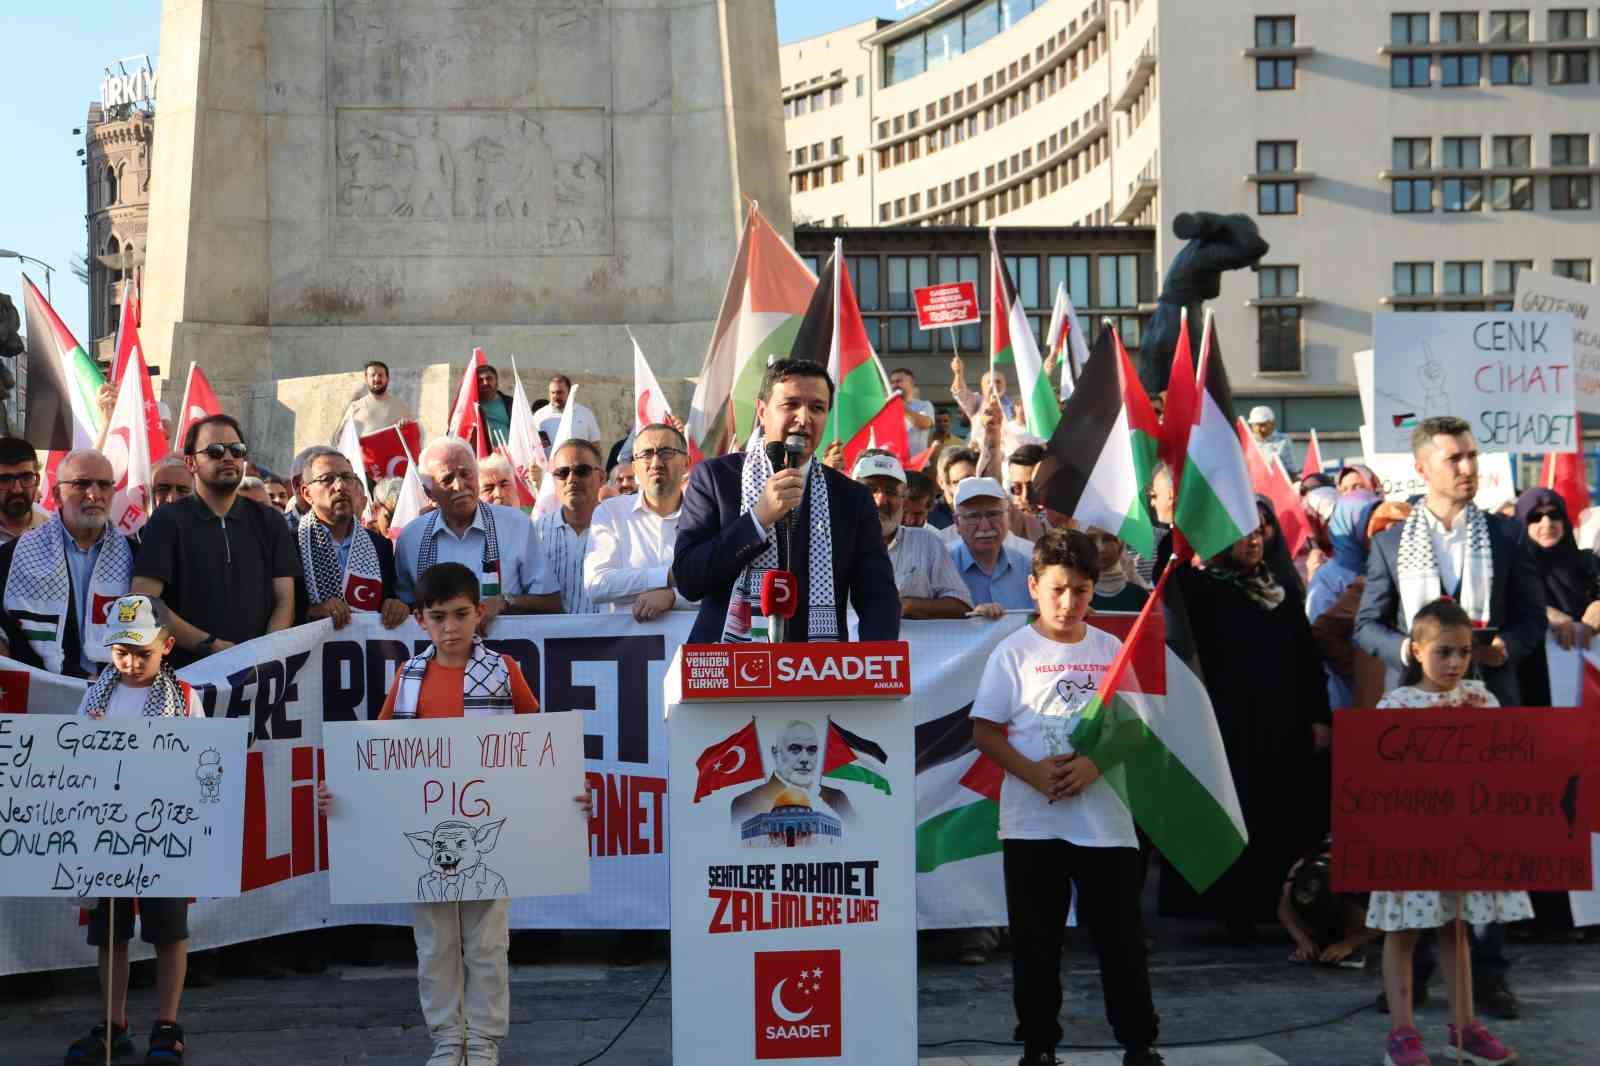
[760, 569, 798, 644]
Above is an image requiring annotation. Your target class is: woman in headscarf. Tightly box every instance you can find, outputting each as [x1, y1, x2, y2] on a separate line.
[1336, 463, 1382, 495]
[1299, 486, 1338, 582]
[1306, 492, 1381, 708]
[1157, 506, 1331, 937]
[1255, 496, 1308, 599]
[1514, 487, 1600, 705]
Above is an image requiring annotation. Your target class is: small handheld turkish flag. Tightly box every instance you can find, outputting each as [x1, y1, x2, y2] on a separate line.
[693, 719, 764, 802]
[344, 574, 383, 612]
[754, 948, 842, 1060]
[0, 669, 32, 714]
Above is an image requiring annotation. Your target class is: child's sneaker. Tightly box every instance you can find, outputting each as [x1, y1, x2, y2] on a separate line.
[1446, 1021, 1519, 1065]
[144, 1021, 185, 1064]
[464, 1036, 500, 1066]
[1384, 1026, 1432, 1066]
[425, 1040, 465, 1066]
[64, 1022, 134, 1062]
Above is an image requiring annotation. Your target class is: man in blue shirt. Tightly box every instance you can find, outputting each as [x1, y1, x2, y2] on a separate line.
[948, 477, 1033, 616]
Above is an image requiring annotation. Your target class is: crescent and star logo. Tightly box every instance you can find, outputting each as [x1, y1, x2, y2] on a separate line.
[731, 650, 772, 690]
[345, 575, 382, 610]
[754, 949, 840, 1059]
[769, 979, 812, 1023]
[711, 744, 747, 776]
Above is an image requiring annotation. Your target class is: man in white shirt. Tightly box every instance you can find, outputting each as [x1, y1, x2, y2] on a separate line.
[529, 438, 605, 613]
[1245, 405, 1297, 473]
[535, 374, 601, 446]
[585, 423, 691, 621]
[342, 360, 414, 438]
[394, 437, 545, 630]
[852, 450, 970, 619]
[889, 367, 936, 457]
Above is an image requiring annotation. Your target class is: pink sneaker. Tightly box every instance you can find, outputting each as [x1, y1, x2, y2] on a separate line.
[1446, 1021, 1519, 1065]
[1385, 1026, 1432, 1066]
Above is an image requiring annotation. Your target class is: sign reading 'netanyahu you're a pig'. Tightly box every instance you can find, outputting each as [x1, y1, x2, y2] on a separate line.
[1372, 312, 1577, 455]
[323, 715, 590, 905]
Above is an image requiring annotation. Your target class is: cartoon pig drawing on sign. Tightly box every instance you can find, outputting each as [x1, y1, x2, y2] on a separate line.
[405, 819, 509, 902]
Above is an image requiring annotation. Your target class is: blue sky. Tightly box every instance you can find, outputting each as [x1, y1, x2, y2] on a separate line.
[0, 2, 899, 342]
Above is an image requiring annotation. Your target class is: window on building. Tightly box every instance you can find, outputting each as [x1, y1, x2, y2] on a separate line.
[1550, 50, 1590, 83]
[1256, 16, 1295, 46]
[830, 163, 844, 184]
[1001, 255, 1041, 307]
[1047, 254, 1092, 309]
[1258, 181, 1299, 214]
[794, 147, 807, 166]
[848, 256, 881, 310]
[856, 75, 864, 97]
[894, 198, 906, 219]
[1490, 176, 1533, 210]
[1492, 135, 1530, 167]
[1097, 254, 1140, 308]
[1393, 137, 1431, 171]
[1493, 260, 1532, 293]
[1552, 134, 1590, 165]
[830, 84, 844, 106]
[105, 165, 118, 205]
[1443, 135, 1481, 169]
[1443, 261, 1484, 295]
[1257, 141, 1298, 173]
[1254, 16, 1297, 89]
[1489, 51, 1531, 83]
[1392, 54, 1432, 87]
[1258, 305, 1302, 372]
[1259, 265, 1300, 298]
[966, 1, 1001, 50]
[1442, 53, 1481, 85]
[886, 256, 929, 310]
[1488, 10, 1529, 40]
[886, 36, 925, 86]
[1394, 178, 1435, 212]
[1554, 260, 1593, 282]
[830, 137, 844, 157]
[1392, 13, 1430, 42]
[1550, 8, 1588, 37]
[1394, 262, 1435, 296]
[1443, 177, 1484, 211]
[879, 203, 890, 223]
[1552, 175, 1593, 209]
[1439, 11, 1479, 40]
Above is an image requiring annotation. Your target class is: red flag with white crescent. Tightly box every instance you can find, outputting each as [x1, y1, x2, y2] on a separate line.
[344, 574, 383, 612]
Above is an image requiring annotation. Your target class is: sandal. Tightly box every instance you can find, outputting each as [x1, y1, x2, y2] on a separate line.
[145, 1021, 186, 1064]
[65, 1022, 134, 1062]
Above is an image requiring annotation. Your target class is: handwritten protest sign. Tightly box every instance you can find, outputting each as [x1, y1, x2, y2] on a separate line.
[1371, 313, 1577, 455]
[324, 714, 590, 904]
[0, 715, 247, 899]
[1332, 706, 1593, 892]
[1515, 269, 1600, 415]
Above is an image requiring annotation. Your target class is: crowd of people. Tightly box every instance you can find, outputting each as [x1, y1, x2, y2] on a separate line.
[3, 353, 1593, 1066]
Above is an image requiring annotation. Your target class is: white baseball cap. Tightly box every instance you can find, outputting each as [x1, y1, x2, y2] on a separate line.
[1246, 405, 1276, 425]
[851, 452, 906, 484]
[103, 594, 166, 648]
[954, 476, 1007, 507]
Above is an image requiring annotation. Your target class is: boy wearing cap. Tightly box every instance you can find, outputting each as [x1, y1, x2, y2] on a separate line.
[1245, 405, 1297, 472]
[67, 594, 204, 1065]
[851, 449, 971, 619]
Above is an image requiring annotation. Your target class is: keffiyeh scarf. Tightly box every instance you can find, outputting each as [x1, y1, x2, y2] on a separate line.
[81, 663, 195, 718]
[393, 637, 514, 718]
[298, 512, 384, 609]
[720, 444, 837, 643]
[2, 516, 132, 674]
[1396, 503, 1491, 630]
[416, 503, 502, 597]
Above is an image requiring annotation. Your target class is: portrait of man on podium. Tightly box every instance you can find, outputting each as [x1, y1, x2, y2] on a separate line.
[673, 359, 899, 645]
[731, 720, 857, 848]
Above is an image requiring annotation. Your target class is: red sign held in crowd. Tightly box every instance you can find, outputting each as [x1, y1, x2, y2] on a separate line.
[912, 282, 980, 330]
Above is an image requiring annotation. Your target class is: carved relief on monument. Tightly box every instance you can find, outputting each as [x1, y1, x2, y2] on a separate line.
[332, 1, 610, 110]
[333, 109, 611, 256]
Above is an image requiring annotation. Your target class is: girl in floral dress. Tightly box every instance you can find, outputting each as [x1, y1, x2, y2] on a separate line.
[1370, 598, 1527, 1066]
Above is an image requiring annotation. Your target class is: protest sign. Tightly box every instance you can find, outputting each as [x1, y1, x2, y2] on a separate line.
[1515, 270, 1600, 415]
[0, 715, 247, 899]
[912, 282, 980, 330]
[324, 714, 589, 904]
[1371, 313, 1576, 455]
[1331, 706, 1593, 892]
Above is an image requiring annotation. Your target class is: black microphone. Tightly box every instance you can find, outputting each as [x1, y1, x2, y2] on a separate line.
[782, 434, 808, 643]
[764, 439, 794, 642]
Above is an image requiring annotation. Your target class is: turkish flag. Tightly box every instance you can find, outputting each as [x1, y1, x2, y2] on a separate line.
[90, 593, 121, 626]
[359, 420, 423, 482]
[693, 720, 764, 802]
[344, 574, 383, 612]
[1236, 417, 1311, 558]
[842, 393, 910, 473]
[171, 364, 224, 453]
[753, 949, 842, 1060]
[1541, 451, 1591, 528]
[0, 670, 31, 713]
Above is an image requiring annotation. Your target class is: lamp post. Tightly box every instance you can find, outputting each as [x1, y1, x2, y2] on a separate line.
[0, 250, 55, 304]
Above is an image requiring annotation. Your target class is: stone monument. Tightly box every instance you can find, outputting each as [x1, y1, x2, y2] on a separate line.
[141, 0, 790, 465]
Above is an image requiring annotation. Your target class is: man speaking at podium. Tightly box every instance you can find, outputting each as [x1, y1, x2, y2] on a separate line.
[674, 359, 898, 644]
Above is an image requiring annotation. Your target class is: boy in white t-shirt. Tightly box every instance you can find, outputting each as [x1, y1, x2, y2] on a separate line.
[66, 594, 205, 1065]
[970, 529, 1163, 1066]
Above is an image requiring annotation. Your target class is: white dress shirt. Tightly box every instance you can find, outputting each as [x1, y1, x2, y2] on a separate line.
[583, 493, 690, 613]
[1420, 505, 1469, 596]
[535, 402, 602, 445]
[533, 509, 599, 614]
[394, 503, 543, 603]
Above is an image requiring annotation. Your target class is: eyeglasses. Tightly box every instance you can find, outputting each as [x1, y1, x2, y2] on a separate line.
[552, 464, 597, 481]
[0, 472, 39, 489]
[61, 478, 115, 494]
[308, 472, 363, 488]
[192, 442, 248, 461]
[633, 447, 685, 464]
[1528, 510, 1560, 523]
[957, 508, 1008, 526]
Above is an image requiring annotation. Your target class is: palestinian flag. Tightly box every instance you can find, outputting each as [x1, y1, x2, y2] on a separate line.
[1170, 311, 1258, 561]
[994, 238, 1060, 439]
[795, 238, 893, 462]
[821, 720, 891, 796]
[686, 203, 816, 458]
[1068, 565, 1248, 893]
[914, 704, 1002, 873]
[11, 610, 59, 646]
[21, 274, 104, 451]
[1040, 325, 1158, 557]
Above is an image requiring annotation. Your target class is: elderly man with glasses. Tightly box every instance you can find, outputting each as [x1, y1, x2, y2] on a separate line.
[292, 446, 409, 630]
[584, 423, 691, 621]
[0, 448, 136, 677]
[528, 439, 607, 614]
[948, 477, 1034, 619]
[131, 414, 300, 668]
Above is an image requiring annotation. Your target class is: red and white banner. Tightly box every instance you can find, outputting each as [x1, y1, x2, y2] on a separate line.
[912, 282, 980, 330]
[358, 420, 423, 482]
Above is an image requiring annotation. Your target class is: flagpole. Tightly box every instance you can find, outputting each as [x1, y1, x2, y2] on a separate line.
[828, 237, 843, 451]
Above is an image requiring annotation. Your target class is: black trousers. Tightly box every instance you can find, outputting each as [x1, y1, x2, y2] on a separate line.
[1002, 838, 1159, 1053]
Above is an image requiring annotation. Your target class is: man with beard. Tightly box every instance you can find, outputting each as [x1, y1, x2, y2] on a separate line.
[729, 719, 857, 825]
[585, 423, 690, 621]
[475, 364, 516, 450]
[342, 360, 413, 438]
[395, 437, 543, 628]
[131, 415, 300, 668]
[852, 450, 969, 619]
[293, 447, 408, 630]
[535, 374, 600, 447]
[0, 449, 134, 677]
[0, 436, 49, 543]
[529, 439, 606, 613]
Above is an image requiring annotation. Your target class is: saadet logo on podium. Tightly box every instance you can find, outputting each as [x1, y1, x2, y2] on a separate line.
[754, 948, 842, 1059]
[681, 642, 910, 701]
[733, 649, 773, 690]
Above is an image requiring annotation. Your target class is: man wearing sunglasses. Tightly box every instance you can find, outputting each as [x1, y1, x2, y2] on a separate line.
[0, 448, 135, 678]
[528, 439, 607, 613]
[292, 447, 409, 630]
[0, 436, 49, 544]
[585, 423, 691, 621]
[674, 358, 898, 644]
[131, 414, 300, 668]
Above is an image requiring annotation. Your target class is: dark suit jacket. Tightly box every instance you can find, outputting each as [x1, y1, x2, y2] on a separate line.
[1354, 512, 1546, 704]
[292, 525, 398, 624]
[673, 453, 900, 644]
